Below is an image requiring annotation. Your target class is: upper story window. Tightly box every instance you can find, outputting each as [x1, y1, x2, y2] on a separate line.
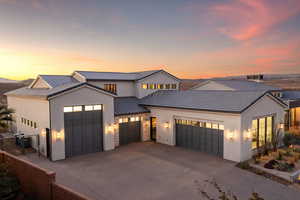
[141, 83, 177, 90]
[104, 84, 117, 94]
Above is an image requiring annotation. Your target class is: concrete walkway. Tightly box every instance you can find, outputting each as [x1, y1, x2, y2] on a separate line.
[22, 142, 300, 200]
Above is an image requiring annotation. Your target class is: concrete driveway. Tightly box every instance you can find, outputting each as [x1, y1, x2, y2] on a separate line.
[23, 142, 299, 200]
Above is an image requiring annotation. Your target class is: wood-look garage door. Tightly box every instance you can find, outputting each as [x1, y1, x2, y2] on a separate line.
[64, 105, 103, 158]
[175, 119, 224, 157]
[119, 117, 141, 145]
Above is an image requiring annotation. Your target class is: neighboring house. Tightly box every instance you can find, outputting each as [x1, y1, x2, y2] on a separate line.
[5, 70, 287, 162]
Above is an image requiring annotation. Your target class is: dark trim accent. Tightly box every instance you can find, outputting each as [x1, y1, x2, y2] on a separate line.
[140, 104, 242, 114]
[114, 111, 151, 116]
[241, 92, 287, 113]
[289, 100, 300, 108]
[47, 83, 116, 99]
[48, 100, 53, 161]
[87, 79, 135, 82]
[140, 92, 287, 114]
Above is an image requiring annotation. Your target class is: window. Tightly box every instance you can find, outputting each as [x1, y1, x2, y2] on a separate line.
[73, 106, 82, 112]
[206, 123, 212, 128]
[171, 84, 177, 89]
[64, 107, 73, 113]
[85, 105, 93, 111]
[142, 84, 148, 89]
[149, 84, 155, 89]
[34, 122, 37, 129]
[212, 124, 219, 129]
[104, 84, 117, 93]
[165, 84, 170, 89]
[252, 120, 258, 149]
[93, 105, 102, 110]
[158, 84, 164, 89]
[251, 116, 273, 150]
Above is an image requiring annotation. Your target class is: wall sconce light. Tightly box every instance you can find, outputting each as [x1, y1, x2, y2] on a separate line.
[107, 125, 114, 132]
[227, 131, 235, 140]
[55, 131, 63, 141]
[245, 130, 251, 140]
[164, 122, 170, 128]
[277, 123, 284, 129]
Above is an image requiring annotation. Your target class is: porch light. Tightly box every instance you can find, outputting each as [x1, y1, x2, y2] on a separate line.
[245, 130, 251, 140]
[164, 122, 170, 128]
[107, 125, 114, 132]
[227, 131, 235, 140]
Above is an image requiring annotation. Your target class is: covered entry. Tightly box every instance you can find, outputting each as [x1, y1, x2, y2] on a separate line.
[118, 116, 141, 145]
[64, 105, 103, 158]
[175, 119, 224, 157]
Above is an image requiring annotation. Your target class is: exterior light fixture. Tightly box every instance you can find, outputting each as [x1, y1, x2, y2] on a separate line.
[164, 122, 170, 128]
[227, 131, 235, 140]
[245, 130, 251, 140]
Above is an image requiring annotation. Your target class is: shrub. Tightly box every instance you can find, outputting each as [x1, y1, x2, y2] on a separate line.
[275, 162, 294, 172]
[283, 133, 300, 147]
[236, 161, 251, 169]
[276, 152, 283, 160]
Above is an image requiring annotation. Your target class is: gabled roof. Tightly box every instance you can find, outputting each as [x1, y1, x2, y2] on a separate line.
[5, 82, 116, 100]
[192, 80, 279, 91]
[140, 90, 287, 113]
[114, 97, 150, 116]
[39, 75, 79, 88]
[73, 69, 180, 81]
[30, 75, 79, 88]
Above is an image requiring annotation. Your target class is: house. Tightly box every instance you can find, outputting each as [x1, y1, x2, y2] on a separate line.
[5, 70, 287, 162]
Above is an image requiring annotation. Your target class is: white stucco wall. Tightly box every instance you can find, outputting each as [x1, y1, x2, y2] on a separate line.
[241, 95, 286, 161]
[193, 81, 234, 91]
[88, 81, 136, 97]
[146, 107, 242, 162]
[114, 113, 150, 147]
[49, 86, 115, 161]
[7, 96, 50, 156]
[136, 71, 180, 99]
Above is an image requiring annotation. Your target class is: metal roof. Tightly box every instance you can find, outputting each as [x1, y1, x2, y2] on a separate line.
[196, 80, 279, 91]
[39, 75, 79, 88]
[281, 90, 300, 101]
[140, 90, 285, 113]
[5, 82, 116, 99]
[114, 97, 150, 116]
[74, 70, 169, 81]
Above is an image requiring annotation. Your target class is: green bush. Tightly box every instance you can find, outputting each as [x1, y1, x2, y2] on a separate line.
[236, 161, 251, 169]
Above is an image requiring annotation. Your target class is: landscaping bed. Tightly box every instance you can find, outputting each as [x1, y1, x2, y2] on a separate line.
[238, 145, 300, 184]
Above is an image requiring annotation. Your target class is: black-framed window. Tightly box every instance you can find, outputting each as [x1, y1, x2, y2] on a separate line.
[104, 84, 117, 93]
[252, 116, 274, 150]
[171, 84, 177, 89]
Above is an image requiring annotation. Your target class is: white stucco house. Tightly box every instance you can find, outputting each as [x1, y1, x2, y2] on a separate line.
[5, 70, 288, 162]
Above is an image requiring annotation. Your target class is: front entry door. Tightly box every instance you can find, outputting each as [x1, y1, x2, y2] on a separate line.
[150, 117, 157, 141]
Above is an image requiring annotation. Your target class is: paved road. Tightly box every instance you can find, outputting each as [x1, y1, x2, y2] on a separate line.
[22, 142, 300, 200]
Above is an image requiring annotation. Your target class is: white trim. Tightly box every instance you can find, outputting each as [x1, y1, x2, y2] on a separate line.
[29, 76, 53, 89]
[136, 70, 181, 83]
[72, 71, 87, 82]
[47, 84, 116, 100]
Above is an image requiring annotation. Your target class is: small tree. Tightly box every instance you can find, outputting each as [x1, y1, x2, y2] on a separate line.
[0, 104, 14, 131]
[272, 125, 282, 152]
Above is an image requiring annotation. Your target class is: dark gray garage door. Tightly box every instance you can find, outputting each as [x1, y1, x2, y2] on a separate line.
[64, 105, 103, 158]
[119, 118, 141, 145]
[175, 119, 224, 157]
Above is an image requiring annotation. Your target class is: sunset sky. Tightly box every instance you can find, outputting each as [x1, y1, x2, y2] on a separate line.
[0, 0, 300, 80]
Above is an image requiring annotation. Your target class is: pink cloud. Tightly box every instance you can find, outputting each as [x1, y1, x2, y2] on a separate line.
[211, 0, 300, 40]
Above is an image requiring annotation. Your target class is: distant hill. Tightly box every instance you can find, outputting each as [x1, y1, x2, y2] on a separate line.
[180, 73, 300, 90]
[0, 78, 19, 84]
[0, 78, 33, 105]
